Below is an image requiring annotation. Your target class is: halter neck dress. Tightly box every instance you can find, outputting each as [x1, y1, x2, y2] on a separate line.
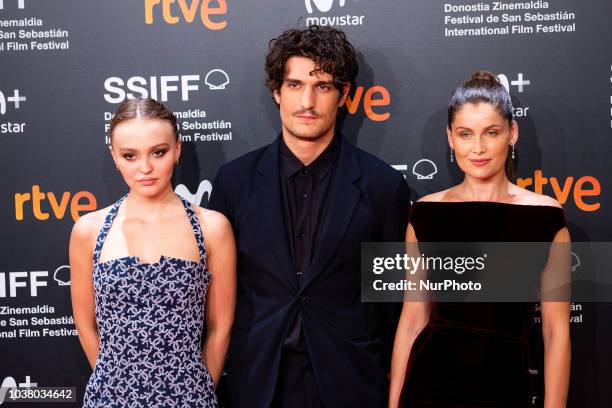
[83, 195, 217, 407]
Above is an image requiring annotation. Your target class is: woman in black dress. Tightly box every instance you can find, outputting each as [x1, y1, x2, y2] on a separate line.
[389, 71, 571, 407]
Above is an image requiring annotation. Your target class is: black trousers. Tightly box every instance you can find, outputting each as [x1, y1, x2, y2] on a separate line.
[271, 350, 324, 408]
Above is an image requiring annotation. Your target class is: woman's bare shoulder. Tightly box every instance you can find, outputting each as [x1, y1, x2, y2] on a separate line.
[70, 206, 112, 241]
[417, 188, 453, 203]
[510, 185, 562, 208]
[194, 207, 232, 236]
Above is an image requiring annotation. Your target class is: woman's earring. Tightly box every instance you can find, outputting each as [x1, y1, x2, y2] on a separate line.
[450, 148, 454, 163]
[511, 144, 516, 160]
[175, 158, 179, 165]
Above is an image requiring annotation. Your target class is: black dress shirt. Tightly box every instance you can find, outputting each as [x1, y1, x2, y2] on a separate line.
[279, 135, 339, 350]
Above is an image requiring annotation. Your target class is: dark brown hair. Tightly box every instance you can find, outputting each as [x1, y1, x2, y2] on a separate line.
[109, 98, 178, 142]
[448, 71, 515, 181]
[265, 25, 358, 93]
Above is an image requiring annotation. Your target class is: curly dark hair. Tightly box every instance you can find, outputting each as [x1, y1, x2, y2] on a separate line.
[265, 25, 358, 93]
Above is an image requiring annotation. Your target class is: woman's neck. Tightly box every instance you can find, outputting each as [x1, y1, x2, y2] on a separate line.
[124, 187, 178, 219]
[456, 172, 514, 202]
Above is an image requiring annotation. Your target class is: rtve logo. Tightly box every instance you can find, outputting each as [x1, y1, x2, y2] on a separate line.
[0, 0, 25, 10]
[145, 0, 227, 30]
[305, 0, 345, 13]
[344, 85, 391, 122]
[518, 170, 601, 212]
[14, 185, 97, 222]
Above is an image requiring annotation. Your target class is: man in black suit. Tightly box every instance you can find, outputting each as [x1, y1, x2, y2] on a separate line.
[209, 25, 410, 408]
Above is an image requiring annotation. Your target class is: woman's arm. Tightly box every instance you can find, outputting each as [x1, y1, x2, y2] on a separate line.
[541, 227, 571, 408]
[69, 215, 99, 368]
[388, 223, 430, 408]
[200, 209, 236, 387]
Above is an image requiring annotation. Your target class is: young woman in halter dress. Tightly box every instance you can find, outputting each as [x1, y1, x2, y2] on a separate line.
[69, 98, 236, 407]
[389, 72, 571, 407]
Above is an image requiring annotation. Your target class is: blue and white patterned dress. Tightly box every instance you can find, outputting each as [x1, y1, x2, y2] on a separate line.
[83, 195, 217, 407]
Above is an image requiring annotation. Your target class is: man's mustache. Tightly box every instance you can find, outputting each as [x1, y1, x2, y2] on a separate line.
[293, 108, 320, 117]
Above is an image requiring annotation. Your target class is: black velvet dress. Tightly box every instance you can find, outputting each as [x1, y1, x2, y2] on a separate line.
[400, 201, 566, 408]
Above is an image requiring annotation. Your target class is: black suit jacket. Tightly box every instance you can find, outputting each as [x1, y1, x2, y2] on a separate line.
[209, 135, 410, 408]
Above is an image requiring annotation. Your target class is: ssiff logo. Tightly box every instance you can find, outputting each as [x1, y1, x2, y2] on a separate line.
[392, 160, 438, 181]
[204, 69, 229, 90]
[145, 0, 228, 30]
[0, 266, 71, 298]
[104, 69, 230, 104]
[412, 159, 438, 180]
[53, 266, 70, 286]
[0, 271, 47, 298]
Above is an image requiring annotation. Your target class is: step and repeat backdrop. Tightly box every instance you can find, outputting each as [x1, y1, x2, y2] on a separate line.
[1, 0, 611, 406]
